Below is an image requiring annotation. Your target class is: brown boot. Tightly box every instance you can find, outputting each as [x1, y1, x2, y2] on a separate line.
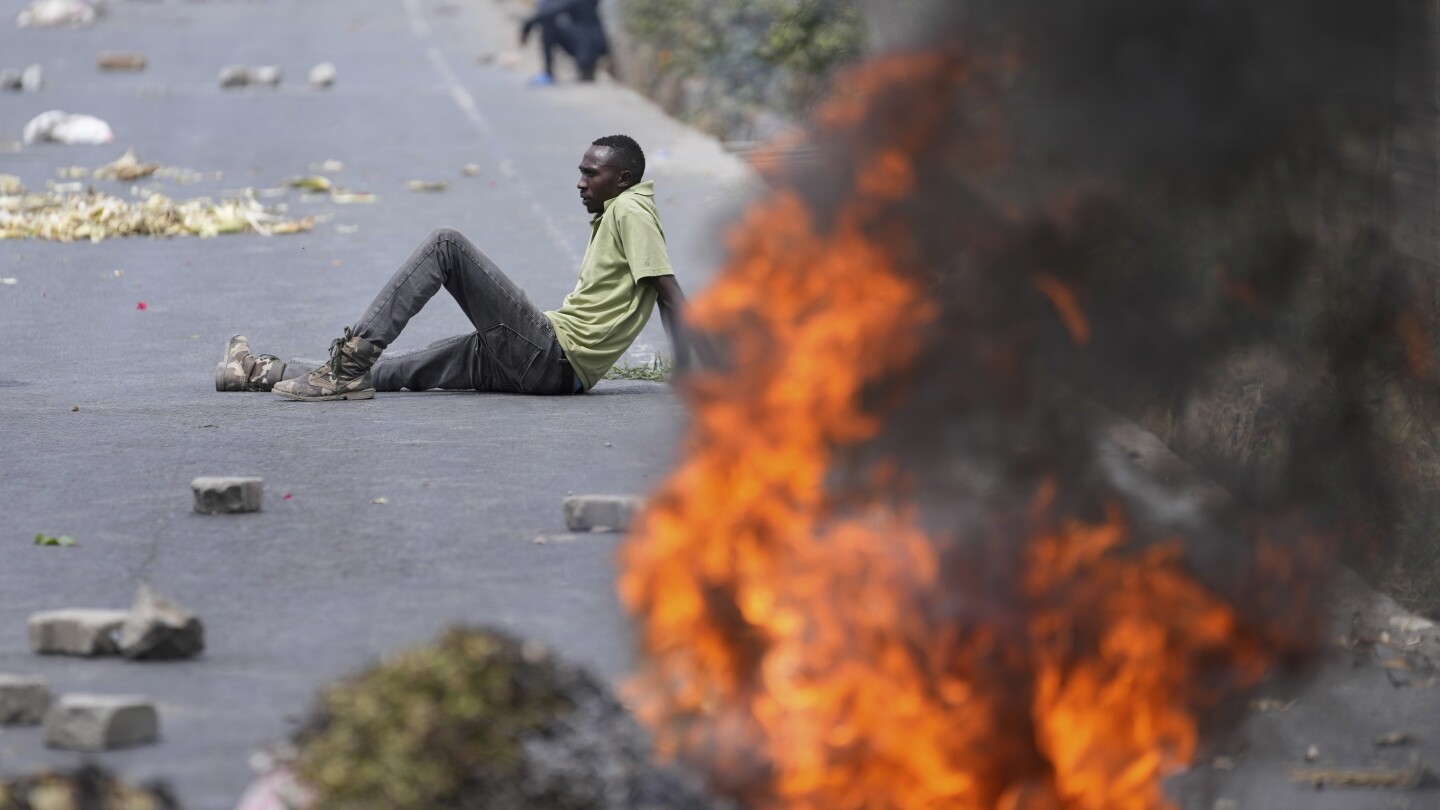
[272, 327, 381, 402]
[215, 335, 287, 392]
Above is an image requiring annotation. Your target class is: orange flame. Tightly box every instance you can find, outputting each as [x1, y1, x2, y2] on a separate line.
[621, 51, 1272, 810]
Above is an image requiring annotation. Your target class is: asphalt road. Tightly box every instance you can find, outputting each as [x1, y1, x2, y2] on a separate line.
[4, 3, 1440, 810]
[0, 0, 755, 805]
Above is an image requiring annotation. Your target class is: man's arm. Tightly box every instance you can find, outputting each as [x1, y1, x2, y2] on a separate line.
[644, 275, 717, 378]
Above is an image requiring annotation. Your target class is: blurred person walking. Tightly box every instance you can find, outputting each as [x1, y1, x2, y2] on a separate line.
[520, 0, 610, 84]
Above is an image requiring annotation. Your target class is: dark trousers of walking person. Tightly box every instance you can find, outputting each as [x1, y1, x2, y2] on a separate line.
[281, 228, 578, 395]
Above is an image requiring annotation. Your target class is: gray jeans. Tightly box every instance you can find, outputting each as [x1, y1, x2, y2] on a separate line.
[285, 227, 577, 394]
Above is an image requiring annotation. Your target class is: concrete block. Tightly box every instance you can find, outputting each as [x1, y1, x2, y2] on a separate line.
[28, 609, 128, 656]
[0, 674, 51, 725]
[44, 694, 158, 751]
[120, 586, 204, 660]
[562, 495, 645, 532]
[192, 476, 263, 514]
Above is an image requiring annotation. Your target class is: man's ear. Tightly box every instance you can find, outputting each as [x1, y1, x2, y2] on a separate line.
[617, 169, 635, 189]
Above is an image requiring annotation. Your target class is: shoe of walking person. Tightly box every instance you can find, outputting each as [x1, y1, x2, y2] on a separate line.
[272, 327, 381, 402]
[215, 334, 287, 392]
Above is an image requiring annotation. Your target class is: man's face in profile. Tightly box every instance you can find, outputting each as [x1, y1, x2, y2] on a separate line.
[577, 145, 631, 214]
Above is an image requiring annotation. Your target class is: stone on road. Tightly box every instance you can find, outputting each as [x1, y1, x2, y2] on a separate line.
[119, 586, 205, 661]
[44, 694, 159, 752]
[192, 476, 264, 514]
[564, 495, 645, 532]
[0, 674, 51, 726]
[28, 609, 129, 656]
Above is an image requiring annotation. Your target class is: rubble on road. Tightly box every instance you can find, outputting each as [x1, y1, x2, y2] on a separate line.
[28, 609, 128, 656]
[45, 694, 159, 752]
[0, 674, 51, 725]
[192, 476, 264, 514]
[407, 180, 449, 193]
[22, 110, 114, 145]
[563, 494, 644, 532]
[0, 187, 313, 242]
[97, 51, 147, 72]
[254, 66, 282, 87]
[119, 585, 204, 660]
[16, 0, 97, 29]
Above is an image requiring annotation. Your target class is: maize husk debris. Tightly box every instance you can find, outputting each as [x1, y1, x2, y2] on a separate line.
[1, 186, 313, 242]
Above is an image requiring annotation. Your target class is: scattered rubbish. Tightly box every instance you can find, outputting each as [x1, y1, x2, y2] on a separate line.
[192, 476, 263, 514]
[0, 674, 51, 726]
[219, 65, 250, 88]
[0, 188, 313, 241]
[462, 163, 481, 176]
[1, 278, 17, 286]
[1305, 745, 1320, 762]
[16, 0, 97, 29]
[45, 694, 158, 752]
[1211, 756, 1237, 771]
[315, 159, 344, 173]
[33, 533, 75, 547]
[0, 176, 21, 195]
[287, 175, 333, 192]
[2, 65, 45, 93]
[563, 494, 644, 532]
[330, 191, 375, 204]
[406, 180, 449, 193]
[236, 764, 313, 810]
[28, 609, 129, 656]
[112, 268, 123, 277]
[1291, 763, 1432, 790]
[70, 404, 78, 411]
[20, 64, 43, 92]
[371, 497, 388, 505]
[475, 52, 496, 65]
[119, 585, 204, 660]
[48, 181, 84, 193]
[253, 66, 282, 87]
[22, 110, 114, 146]
[307, 62, 336, 88]
[335, 224, 358, 234]
[1249, 698, 1295, 713]
[533, 533, 584, 545]
[283, 493, 293, 501]
[56, 165, 88, 179]
[97, 51, 147, 72]
[94, 148, 159, 181]
[1375, 731, 1416, 747]
[135, 301, 146, 311]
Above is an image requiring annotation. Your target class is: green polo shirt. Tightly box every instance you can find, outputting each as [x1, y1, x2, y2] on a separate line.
[545, 181, 673, 390]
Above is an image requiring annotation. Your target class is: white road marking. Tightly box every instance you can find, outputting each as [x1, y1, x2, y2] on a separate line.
[402, 0, 580, 266]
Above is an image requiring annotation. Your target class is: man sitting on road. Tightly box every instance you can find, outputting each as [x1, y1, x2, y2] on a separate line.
[216, 135, 701, 400]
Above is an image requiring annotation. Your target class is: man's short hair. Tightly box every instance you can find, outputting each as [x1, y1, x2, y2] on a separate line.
[592, 134, 646, 181]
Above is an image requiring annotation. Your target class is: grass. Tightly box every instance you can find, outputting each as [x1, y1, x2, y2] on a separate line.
[603, 355, 674, 382]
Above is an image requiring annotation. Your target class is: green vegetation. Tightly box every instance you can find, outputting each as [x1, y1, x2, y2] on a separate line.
[603, 354, 673, 382]
[295, 627, 573, 808]
[621, 0, 866, 125]
[33, 533, 75, 547]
